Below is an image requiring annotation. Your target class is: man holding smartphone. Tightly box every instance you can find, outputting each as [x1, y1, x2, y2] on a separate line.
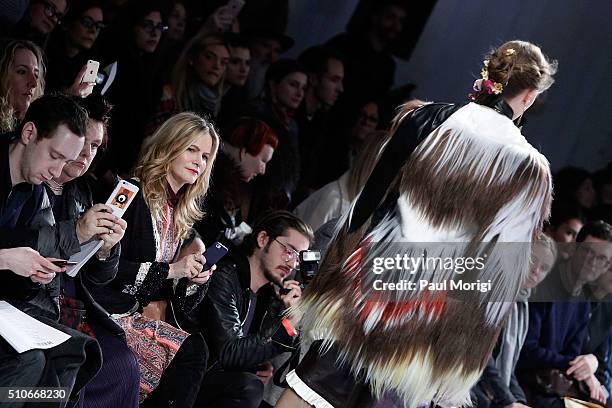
[0, 94, 104, 404]
[194, 211, 312, 408]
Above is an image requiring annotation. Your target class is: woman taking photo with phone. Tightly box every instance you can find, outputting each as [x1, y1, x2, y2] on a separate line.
[44, 0, 105, 97]
[89, 111, 220, 407]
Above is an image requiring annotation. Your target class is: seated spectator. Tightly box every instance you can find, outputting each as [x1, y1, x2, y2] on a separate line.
[309, 99, 381, 189]
[224, 35, 251, 92]
[44, 0, 105, 96]
[294, 45, 344, 198]
[0, 39, 45, 132]
[11, 0, 67, 46]
[154, 0, 187, 83]
[0, 94, 102, 404]
[536, 220, 612, 301]
[42, 95, 139, 407]
[471, 234, 557, 408]
[519, 222, 612, 407]
[89, 112, 219, 407]
[100, 0, 167, 178]
[197, 117, 278, 246]
[294, 132, 386, 231]
[545, 201, 586, 260]
[326, 0, 406, 103]
[218, 34, 252, 128]
[148, 32, 230, 134]
[243, 29, 294, 100]
[580, 298, 612, 407]
[592, 166, 612, 224]
[589, 267, 612, 301]
[173, 32, 230, 118]
[554, 166, 597, 216]
[194, 211, 312, 408]
[247, 59, 307, 213]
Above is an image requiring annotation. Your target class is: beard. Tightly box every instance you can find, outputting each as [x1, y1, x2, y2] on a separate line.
[260, 243, 283, 286]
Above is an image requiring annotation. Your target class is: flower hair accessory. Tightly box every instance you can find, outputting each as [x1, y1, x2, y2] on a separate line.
[469, 57, 504, 100]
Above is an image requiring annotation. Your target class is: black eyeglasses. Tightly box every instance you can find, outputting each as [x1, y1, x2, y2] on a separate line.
[139, 20, 168, 34]
[38, 0, 64, 22]
[79, 16, 106, 32]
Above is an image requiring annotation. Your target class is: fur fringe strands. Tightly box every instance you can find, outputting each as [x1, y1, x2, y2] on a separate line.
[297, 103, 552, 407]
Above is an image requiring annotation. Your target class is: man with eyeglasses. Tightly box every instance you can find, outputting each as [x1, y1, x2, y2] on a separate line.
[518, 221, 612, 406]
[535, 220, 612, 301]
[192, 211, 313, 408]
[11, 0, 66, 46]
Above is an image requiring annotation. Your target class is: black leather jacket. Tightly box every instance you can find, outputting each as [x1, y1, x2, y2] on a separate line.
[196, 249, 298, 371]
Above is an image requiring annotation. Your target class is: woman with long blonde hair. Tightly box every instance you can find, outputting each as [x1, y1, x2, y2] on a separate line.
[0, 39, 45, 132]
[146, 32, 229, 135]
[90, 112, 220, 407]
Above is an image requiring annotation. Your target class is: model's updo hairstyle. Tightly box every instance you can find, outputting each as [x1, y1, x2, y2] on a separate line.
[474, 40, 558, 105]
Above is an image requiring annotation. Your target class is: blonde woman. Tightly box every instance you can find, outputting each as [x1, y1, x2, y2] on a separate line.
[90, 112, 220, 407]
[0, 39, 45, 132]
[173, 32, 229, 117]
[146, 32, 230, 135]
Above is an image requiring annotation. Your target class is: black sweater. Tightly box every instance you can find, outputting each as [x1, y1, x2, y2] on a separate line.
[89, 179, 208, 316]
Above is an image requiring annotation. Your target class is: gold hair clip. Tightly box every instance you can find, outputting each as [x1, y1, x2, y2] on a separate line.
[505, 48, 516, 56]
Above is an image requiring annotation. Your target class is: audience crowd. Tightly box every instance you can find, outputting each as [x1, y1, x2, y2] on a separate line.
[0, 1, 610, 407]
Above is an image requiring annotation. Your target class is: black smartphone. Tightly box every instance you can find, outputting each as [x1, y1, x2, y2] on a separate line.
[202, 242, 229, 270]
[52, 260, 78, 267]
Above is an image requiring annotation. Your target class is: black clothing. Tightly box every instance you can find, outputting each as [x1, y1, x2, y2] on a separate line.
[0, 139, 102, 403]
[0, 137, 60, 308]
[89, 180, 208, 315]
[44, 178, 124, 337]
[472, 337, 528, 407]
[326, 33, 395, 103]
[584, 302, 612, 389]
[44, 32, 98, 93]
[141, 333, 209, 408]
[245, 99, 301, 213]
[197, 370, 264, 408]
[196, 249, 297, 370]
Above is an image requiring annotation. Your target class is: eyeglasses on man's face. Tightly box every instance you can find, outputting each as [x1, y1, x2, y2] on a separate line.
[38, 0, 64, 22]
[580, 244, 612, 269]
[274, 238, 299, 264]
[140, 20, 168, 34]
[79, 16, 106, 32]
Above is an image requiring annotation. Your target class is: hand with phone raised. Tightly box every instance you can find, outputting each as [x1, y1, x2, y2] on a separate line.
[65, 63, 96, 98]
[76, 204, 125, 244]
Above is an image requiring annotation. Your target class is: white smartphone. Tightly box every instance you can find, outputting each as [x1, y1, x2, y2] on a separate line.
[81, 60, 100, 84]
[104, 180, 139, 218]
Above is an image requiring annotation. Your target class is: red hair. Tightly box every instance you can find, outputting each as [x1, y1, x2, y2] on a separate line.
[228, 118, 279, 156]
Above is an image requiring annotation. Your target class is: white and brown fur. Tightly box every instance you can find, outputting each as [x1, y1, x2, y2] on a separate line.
[296, 103, 552, 407]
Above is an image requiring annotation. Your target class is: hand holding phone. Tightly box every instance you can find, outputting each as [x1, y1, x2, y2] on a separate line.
[104, 180, 139, 218]
[202, 242, 229, 270]
[81, 60, 100, 84]
[51, 260, 78, 267]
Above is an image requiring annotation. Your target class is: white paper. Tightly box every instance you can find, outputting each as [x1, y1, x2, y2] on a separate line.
[65, 239, 104, 277]
[0, 301, 71, 353]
